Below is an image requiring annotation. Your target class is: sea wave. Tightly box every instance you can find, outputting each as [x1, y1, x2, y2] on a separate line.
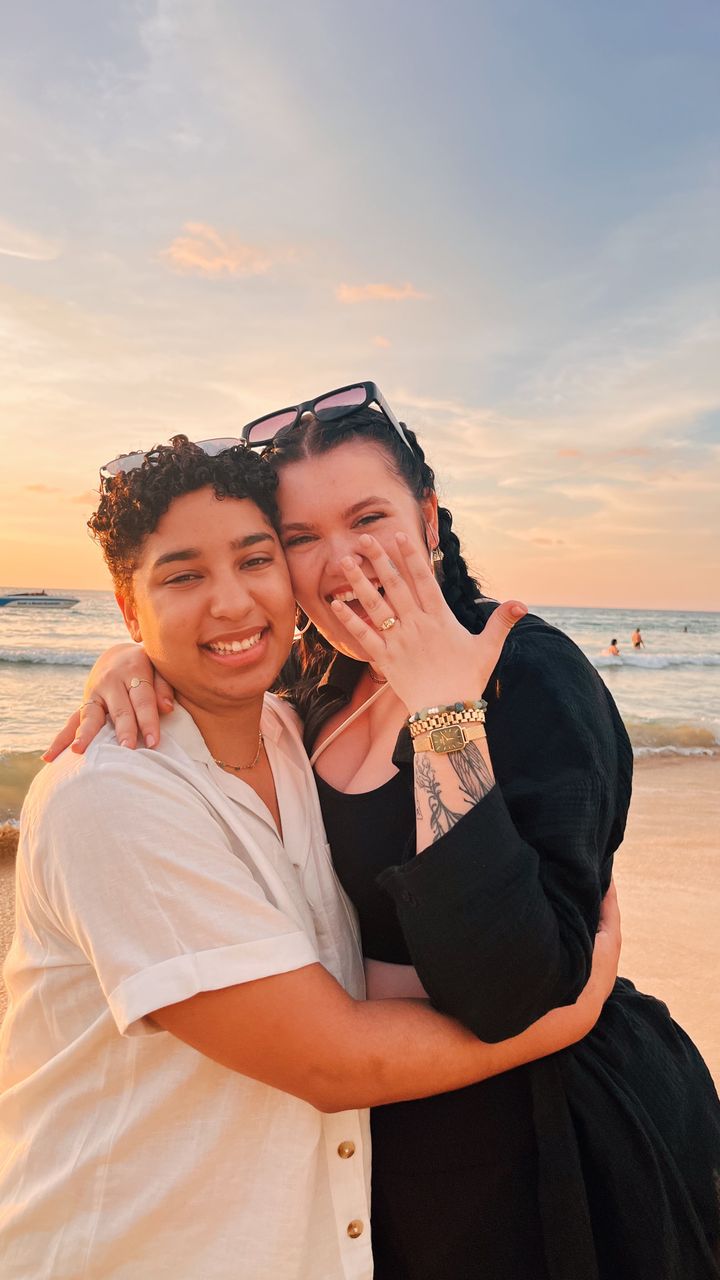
[0, 751, 45, 821]
[624, 717, 720, 753]
[0, 648, 97, 668]
[590, 652, 720, 670]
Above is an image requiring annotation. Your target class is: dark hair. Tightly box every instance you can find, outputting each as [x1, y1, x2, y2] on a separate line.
[265, 409, 486, 742]
[89, 436, 280, 595]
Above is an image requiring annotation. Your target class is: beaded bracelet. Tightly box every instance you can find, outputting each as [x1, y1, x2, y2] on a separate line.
[407, 697, 487, 726]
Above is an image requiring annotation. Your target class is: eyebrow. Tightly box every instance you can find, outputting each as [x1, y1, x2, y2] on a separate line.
[281, 495, 389, 532]
[152, 533, 275, 570]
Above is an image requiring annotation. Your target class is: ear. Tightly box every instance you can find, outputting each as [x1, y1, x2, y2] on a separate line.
[420, 490, 439, 549]
[116, 592, 142, 644]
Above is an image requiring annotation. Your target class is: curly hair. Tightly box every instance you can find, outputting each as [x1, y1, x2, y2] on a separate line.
[89, 436, 280, 596]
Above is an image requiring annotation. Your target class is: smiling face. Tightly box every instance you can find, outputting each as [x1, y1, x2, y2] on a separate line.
[275, 439, 438, 662]
[118, 486, 295, 722]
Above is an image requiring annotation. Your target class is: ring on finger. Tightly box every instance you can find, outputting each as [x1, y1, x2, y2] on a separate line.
[79, 699, 105, 712]
[128, 677, 153, 691]
[378, 616, 398, 632]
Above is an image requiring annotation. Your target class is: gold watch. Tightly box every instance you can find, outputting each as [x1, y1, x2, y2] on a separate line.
[412, 721, 487, 754]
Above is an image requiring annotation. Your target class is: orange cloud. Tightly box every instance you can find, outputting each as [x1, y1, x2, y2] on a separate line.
[337, 282, 429, 303]
[25, 483, 61, 494]
[71, 490, 99, 505]
[161, 223, 275, 278]
[557, 448, 582, 458]
[373, 335, 392, 348]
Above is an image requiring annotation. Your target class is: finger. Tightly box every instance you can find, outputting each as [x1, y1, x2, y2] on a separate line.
[330, 598, 386, 660]
[104, 694, 141, 749]
[340, 555, 399, 627]
[357, 533, 420, 617]
[72, 700, 109, 753]
[154, 669, 175, 714]
[395, 532, 446, 613]
[128, 681, 162, 749]
[43, 711, 82, 762]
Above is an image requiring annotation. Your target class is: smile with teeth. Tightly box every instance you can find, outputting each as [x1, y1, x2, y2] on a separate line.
[328, 582, 384, 605]
[205, 631, 263, 655]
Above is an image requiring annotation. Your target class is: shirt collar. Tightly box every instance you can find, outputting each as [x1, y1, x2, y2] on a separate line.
[160, 697, 284, 767]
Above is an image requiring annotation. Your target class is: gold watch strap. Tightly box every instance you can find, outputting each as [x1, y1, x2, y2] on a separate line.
[412, 721, 488, 754]
[409, 704, 486, 739]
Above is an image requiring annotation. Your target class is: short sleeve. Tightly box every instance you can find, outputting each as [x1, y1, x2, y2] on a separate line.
[34, 749, 319, 1036]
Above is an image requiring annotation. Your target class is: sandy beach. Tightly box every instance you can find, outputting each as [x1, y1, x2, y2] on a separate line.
[1, 754, 719, 1084]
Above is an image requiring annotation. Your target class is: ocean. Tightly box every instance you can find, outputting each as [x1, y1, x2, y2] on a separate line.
[1, 590, 719, 823]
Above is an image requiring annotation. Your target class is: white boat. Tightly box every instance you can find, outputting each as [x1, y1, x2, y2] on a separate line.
[0, 591, 80, 610]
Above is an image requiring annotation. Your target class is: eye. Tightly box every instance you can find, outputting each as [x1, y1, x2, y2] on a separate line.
[165, 572, 201, 585]
[243, 554, 274, 569]
[354, 512, 385, 528]
[283, 533, 316, 549]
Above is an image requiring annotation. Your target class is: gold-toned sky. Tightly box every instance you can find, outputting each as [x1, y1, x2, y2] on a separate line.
[1, 2, 719, 610]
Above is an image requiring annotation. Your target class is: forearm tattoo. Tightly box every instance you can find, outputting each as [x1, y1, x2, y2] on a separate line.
[415, 743, 494, 841]
[415, 754, 466, 840]
[449, 741, 494, 806]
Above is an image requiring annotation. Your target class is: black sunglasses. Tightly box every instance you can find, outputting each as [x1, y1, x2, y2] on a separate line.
[241, 381, 412, 450]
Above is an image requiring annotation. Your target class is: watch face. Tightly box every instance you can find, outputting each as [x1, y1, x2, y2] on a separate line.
[430, 724, 466, 753]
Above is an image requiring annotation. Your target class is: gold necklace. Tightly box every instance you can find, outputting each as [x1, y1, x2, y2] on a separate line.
[213, 734, 264, 772]
[367, 666, 387, 685]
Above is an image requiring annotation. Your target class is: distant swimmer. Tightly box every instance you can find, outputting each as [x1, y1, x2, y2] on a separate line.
[631, 627, 644, 649]
[603, 639, 621, 656]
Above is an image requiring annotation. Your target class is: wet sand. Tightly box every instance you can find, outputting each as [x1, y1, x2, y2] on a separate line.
[1, 755, 719, 1084]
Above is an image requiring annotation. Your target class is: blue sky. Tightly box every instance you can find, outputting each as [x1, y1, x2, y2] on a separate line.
[1, 0, 718, 606]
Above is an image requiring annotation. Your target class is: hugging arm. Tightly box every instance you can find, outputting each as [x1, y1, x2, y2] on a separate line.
[381, 617, 633, 1042]
[44, 643, 172, 759]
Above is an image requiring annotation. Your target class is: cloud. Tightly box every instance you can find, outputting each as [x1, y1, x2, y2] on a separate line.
[25, 483, 61, 494]
[373, 335, 391, 348]
[160, 223, 280, 278]
[71, 490, 99, 505]
[336, 282, 429, 304]
[0, 219, 60, 262]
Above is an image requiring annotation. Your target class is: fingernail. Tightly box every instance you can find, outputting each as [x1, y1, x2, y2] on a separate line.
[119, 739, 131, 748]
[145, 734, 156, 749]
[511, 604, 527, 618]
[359, 533, 372, 546]
[162, 699, 174, 711]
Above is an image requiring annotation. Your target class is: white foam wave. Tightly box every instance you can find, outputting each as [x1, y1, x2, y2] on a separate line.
[591, 652, 720, 671]
[0, 648, 96, 667]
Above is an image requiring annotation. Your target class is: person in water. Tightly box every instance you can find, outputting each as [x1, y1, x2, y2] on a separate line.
[632, 626, 645, 648]
[1, 438, 617, 1280]
[603, 638, 621, 655]
[49, 383, 720, 1279]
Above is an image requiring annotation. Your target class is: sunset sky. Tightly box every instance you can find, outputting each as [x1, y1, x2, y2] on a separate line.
[1, 1, 718, 609]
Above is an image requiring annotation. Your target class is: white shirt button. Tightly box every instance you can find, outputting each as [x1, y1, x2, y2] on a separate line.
[337, 1140, 356, 1159]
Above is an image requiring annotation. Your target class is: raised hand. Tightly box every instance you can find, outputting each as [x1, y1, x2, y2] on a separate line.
[43, 644, 173, 761]
[330, 531, 527, 714]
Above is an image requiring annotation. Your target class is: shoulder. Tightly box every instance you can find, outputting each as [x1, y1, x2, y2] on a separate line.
[23, 726, 201, 847]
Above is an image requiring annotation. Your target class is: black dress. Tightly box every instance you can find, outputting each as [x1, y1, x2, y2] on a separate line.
[309, 606, 720, 1280]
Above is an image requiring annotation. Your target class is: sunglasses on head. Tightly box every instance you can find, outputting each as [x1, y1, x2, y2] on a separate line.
[100, 382, 409, 480]
[241, 380, 412, 450]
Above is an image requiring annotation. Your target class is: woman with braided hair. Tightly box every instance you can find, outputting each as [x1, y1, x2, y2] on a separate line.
[48, 384, 720, 1279]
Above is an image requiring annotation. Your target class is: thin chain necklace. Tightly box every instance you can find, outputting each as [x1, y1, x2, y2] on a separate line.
[213, 734, 264, 772]
[367, 666, 387, 685]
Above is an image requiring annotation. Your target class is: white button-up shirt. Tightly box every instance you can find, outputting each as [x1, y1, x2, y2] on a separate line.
[0, 698, 372, 1280]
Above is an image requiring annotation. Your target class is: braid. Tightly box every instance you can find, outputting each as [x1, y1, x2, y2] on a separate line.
[437, 506, 485, 633]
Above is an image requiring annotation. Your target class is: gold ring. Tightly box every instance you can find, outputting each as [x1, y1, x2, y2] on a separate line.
[128, 677, 153, 690]
[79, 699, 104, 712]
[378, 616, 398, 632]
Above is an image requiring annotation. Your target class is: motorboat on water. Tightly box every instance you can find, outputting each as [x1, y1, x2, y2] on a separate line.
[0, 591, 80, 610]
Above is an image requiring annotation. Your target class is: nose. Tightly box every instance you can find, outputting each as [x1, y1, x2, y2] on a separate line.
[207, 565, 255, 619]
[323, 532, 366, 581]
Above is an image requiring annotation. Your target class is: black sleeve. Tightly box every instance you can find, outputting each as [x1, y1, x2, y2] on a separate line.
[379, 616, 633, 1041]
